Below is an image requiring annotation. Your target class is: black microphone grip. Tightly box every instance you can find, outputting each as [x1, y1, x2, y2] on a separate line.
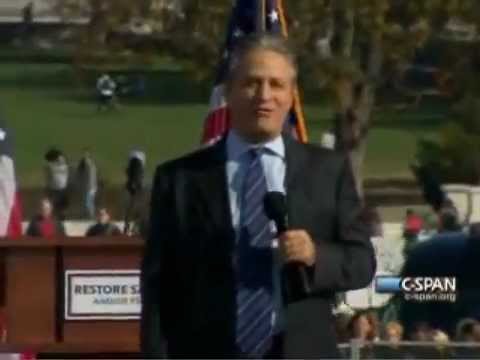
[264, 192, 311, 298]
[274, 216, 311, 297]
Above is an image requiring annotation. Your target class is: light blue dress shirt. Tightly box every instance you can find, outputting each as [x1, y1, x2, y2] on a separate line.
[225, 130, 285, 332]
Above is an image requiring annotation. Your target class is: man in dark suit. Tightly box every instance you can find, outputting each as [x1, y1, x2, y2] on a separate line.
[141, 34, 376, 359]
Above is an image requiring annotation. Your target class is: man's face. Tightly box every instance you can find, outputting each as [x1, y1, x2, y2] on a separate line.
[40, 200, 52, 218]
[98, 209, 110, 224]
[227, 49, 295, 143]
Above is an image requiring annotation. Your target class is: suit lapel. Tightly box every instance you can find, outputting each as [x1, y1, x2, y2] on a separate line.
[193, 138, 235, 239]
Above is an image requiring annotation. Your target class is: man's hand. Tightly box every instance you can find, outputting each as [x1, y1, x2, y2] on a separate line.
[279, 230, 316, 266]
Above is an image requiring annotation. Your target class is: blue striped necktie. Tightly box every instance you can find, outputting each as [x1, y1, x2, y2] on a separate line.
[235, 148, 274, 358]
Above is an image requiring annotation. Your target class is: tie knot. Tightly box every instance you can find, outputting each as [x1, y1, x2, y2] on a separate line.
[247, 147, 263, 160]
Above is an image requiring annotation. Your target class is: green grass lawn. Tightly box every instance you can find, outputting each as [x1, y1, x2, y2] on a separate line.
[0, 62, 447, 188]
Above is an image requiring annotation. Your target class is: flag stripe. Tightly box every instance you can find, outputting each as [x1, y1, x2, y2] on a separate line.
[0, 156, 15, 235]
[0, 122, 22, 238]
[202, 107, 230, 145]
[0, 122, 26, 358]
[7, 192, 23, 237]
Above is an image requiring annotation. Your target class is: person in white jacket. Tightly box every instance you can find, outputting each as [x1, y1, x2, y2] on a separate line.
[45, 148, 69, 217]
[96, 73, 117, 111]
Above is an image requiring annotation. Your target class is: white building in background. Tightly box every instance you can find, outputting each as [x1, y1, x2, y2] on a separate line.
[440, 17, 478, 43]
[443, 184, 480, 224]
[0, 0, 185, 29]
[0, 0, 63, 23]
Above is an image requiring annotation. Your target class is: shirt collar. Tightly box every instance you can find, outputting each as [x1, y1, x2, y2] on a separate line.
[226, 130, 285, 161]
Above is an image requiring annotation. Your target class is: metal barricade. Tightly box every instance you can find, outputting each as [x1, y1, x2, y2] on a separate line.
[338, 340, 480, 359]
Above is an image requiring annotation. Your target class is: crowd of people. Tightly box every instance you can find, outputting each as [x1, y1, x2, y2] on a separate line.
[44, 147, 98, 220]
[22, 145, 149, 238]
[323, 190, 480, 358]
[335, 309, 480, 358]
[402, 203, 480, 252]
[25, 197, 121, 238]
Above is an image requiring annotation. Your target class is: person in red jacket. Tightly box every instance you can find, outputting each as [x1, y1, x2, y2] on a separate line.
[403, 208, 424, 239]
[25, 198, 66, 238]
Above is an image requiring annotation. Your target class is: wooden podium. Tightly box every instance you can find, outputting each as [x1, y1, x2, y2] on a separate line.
[0, 237, 143, 358]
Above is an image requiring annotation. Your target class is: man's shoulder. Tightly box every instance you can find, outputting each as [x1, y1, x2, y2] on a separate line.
[154, 142, 223, 176]
[294, 140, 346, 165]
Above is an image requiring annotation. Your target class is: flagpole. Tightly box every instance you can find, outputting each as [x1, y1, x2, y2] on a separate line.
[257, 0, 266, 32]
[277, 0, 309, 143]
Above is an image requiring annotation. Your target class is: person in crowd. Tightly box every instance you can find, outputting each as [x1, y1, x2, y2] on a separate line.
[455, 318, 480, 342]
[377, 321, 405, 358]
[437, 204, 462, 233]
[403, 208, 423, 240]
[348, 310, 380, 342]
[85, 207, 121, 237]
[431, 329, 450, 343]
[96, 73, 117, 111]
[403, 208, 425, 255]
[408, 321, 433, 341]
[25, 198, 66, 238]
[431, 329, 452, 358]
[417, 212, 438, 241]
[454, 318, 480, 358]
[383, 321, 404, 343]
[403, 322, 438, 359]
[347, 310, 379, 359]
[76, 148, 98, 219]
[44, 147, 69, 218]
[365, 205, 383, 238]
[140, 33, 376, 359]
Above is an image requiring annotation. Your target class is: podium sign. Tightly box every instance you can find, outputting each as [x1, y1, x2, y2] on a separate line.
[0, 237, 143, 356]
[65, 270, 141, 320]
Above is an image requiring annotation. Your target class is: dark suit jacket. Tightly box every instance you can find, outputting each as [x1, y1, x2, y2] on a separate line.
[141, 135, 376, 358]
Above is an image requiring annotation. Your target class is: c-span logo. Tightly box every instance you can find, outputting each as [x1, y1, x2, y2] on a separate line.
[375, 276, 457, 302]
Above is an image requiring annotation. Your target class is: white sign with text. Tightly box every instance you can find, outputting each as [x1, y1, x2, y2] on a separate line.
[65, 270, 141, 320]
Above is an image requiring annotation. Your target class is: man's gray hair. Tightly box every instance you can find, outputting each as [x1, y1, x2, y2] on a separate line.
[226, 33, 298, 86]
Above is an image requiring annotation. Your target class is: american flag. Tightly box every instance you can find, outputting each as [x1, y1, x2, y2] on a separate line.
[0, 119, 23, 238]
[201, 0, 308, 145]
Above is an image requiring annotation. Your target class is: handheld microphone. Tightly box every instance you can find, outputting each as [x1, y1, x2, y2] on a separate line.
[263, 191, 311, 298]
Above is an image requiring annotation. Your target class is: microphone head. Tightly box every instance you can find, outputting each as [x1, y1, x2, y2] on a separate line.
[263, 191, 287, 222]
